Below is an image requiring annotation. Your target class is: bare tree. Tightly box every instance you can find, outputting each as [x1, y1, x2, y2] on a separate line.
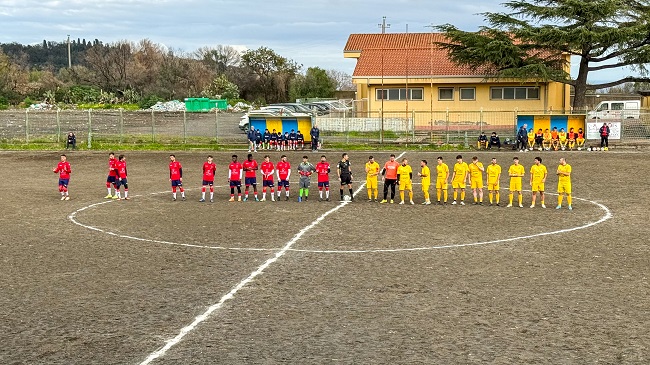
[85, 40, 134, 91]
[326, 69, 354, 91]
[194, 45, 242, 74]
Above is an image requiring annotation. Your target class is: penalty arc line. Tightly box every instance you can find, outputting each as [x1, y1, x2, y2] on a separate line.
[138, 152, 406, 364]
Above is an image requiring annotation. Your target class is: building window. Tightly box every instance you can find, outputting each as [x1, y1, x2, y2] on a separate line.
[376, 88, 424, 101]
[459, 88, 475, 101]
[490, 87, 540, 100]
[438, 88, 454, 100]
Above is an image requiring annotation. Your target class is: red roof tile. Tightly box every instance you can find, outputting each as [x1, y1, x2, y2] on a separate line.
[345, 33, 482, 77]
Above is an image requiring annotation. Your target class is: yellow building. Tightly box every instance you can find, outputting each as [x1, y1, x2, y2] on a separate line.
[344, 33, 571, 114]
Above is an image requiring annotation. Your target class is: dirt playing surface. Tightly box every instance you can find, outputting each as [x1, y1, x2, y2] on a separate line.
[1, 149, 648, 364]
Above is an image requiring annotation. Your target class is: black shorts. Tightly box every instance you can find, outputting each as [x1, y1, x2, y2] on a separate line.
[385, 178, 397, 186]
[340, 175, 352, 185]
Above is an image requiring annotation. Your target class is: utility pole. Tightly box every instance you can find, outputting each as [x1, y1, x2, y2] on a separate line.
[378, 16, 390, 34]
[67, 35, 71, 68]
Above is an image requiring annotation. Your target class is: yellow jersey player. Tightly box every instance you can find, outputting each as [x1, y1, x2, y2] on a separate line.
[529, 156, 548, 208]
[418, 160, 431, 205]
[556, 157, 573, 210]
[365, 156, 381, 202]
[558, 128, 568, 150]
[435, 156, 450, 204]
[527, 129, 535, 151]
[396, 158, 414, 205]
[542, 128, 552, 151]
[468, 156, 485, 205]
[507, 156, 525, 208]
[451, 154, 469, 205]
[486, 157, 502, 206]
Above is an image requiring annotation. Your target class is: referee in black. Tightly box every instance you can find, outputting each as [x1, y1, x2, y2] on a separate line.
[337, 153, 353, 201]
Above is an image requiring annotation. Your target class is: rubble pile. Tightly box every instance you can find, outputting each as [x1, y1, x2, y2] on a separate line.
[146, 100, 186, 112]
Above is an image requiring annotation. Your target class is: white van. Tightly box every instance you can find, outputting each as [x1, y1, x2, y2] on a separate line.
[587, 100, 640, 119]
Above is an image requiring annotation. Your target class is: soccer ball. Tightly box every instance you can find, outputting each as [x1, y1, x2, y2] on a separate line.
[538, 147, 543, 151]
[577, 147, 582, 151]
[603, 147, 609, 151]
[522, 149, 527, 152]
[587, 147, 592, 151]
[343, 195, 351, 201]
[561, 147, 565, 151]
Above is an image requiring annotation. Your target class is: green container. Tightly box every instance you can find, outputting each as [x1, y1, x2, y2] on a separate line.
[185, 98, 228, 112]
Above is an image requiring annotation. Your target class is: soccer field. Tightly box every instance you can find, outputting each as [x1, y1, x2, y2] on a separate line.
[1, 150, 648, 364]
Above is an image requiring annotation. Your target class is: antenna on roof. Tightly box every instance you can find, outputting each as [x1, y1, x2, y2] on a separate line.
[378, 16, 391, 34]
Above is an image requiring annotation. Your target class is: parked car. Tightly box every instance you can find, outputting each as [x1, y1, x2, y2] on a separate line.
[269, 103, 316, 115]
[313, 100, 352, 113]
[303, 103, 330, 115]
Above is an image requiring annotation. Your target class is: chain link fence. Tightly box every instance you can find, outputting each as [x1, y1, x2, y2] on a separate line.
[2, 109, 649, 148]
[0, 109, 245, 147]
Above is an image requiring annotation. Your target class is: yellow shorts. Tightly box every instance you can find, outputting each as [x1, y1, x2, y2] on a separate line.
[471, 179, 483, 189]
[488, 181, 499, 191]
[421, 183, 430, 192]
[509, 179, 522, 191]
[436, 181, 448, 190]
[399, 180, 412, 191]
[366, 178, 378, 189]
[452, 181, 466, 189]
[531, 181, 545, 192]
[558, 183, 572, 194]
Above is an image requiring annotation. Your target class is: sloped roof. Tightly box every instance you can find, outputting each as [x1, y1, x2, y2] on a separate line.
[344, 33, 480, 77]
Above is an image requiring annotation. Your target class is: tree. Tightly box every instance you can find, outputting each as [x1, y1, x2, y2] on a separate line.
[435, 0, 650, 108]
[195, 45, 241, 74]
[290, 67, 336, 100]
[240, 47, 300, 103]
[201, 74, 239, 100]
[326, 69, 355, 91]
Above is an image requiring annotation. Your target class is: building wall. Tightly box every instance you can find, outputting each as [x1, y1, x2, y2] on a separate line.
[353, 78, 570, 113]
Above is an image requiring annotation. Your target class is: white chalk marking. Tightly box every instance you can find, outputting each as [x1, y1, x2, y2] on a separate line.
[135, 153, 404, 364]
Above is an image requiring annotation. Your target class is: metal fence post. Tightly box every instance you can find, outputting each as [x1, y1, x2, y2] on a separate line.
[87, 109, 92, 149]
[151, 110, 155, 143]
[25, 109, 29, 143]
[445, 108, 450, 144]
[56, 109, 61, 143]
[412, 110, 416, 143]
[183, 110, 187, 144]
[345, 115, 349, 145]
[464, 131, 469, 148]
[480, 108, 484, 134]
[215, 109, 219, 144]
[119, 108, 124, 144]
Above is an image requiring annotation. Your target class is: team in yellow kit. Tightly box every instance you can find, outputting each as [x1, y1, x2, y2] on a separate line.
[529, 156, 548, 208]
[396, 158, 414, 205]
[556, 157, 572, 210]
[451, 155, 469, 205]
[507, 156, 525, 207]
[468, 156, 485, 205]
[435, 157, 450, 204]
[418, 160, 431, 205]
[486, 157, 502, 206]
[358, 154, 575, 209]
[365, 156, 381, 202]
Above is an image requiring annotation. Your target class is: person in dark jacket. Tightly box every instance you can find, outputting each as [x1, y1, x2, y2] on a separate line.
[310, 126, 320, 151]
[247, 126, 257, 152]
[599, 122, 610, 148]
[66, 132, 76, 150]
[516, 124, 528, 151]
[489, 132, 501, 150]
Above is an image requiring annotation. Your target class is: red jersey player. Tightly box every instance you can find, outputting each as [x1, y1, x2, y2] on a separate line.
[105, 152, 119, 199]
[53, 154, 71, 200]
[114, 154, 129, 200]
[242, 153, 259, 202]
[200, 155, 216, 203]
[315, 155, 331, 201]
[228, 154, 243, 202]
[276, 155, 291, 201]
[169, 154, 185, 201]
[260, 155, 276, 202]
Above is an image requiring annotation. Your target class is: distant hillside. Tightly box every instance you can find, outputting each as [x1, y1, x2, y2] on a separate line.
[0, 38, 102, 69]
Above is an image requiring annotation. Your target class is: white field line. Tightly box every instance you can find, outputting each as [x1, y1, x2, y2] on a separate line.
[137, 152, 406, 364]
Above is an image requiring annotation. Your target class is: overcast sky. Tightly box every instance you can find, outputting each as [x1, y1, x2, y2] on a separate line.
[0, 0, 634, 83]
